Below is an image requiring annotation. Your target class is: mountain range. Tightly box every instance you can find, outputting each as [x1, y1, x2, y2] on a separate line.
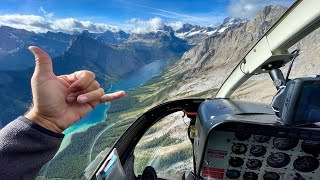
[0, 26, 73, 70]
[0, 16, 246, 71]
[175, 17, 248, 44]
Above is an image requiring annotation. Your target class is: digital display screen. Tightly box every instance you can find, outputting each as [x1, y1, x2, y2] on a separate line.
[294, 81, 320, 123]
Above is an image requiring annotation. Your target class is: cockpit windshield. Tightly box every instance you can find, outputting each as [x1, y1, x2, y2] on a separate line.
[0, 0, 309, 179]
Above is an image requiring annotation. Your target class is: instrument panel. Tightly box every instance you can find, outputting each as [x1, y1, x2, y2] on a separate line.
[201, 131, 320, 180]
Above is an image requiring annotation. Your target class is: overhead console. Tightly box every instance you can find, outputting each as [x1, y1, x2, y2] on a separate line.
[194, 99, 320, 180]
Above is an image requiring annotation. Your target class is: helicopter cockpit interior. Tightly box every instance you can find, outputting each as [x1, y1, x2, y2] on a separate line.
[84, 0, 320, 179]
[194, 98, 320, 180]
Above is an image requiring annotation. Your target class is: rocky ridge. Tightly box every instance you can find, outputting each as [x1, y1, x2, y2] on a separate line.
[0, 26, 73, 70]
[61, 32, 143, 78]
[166, 5, 288, 99]
[166, 5, 320, 103]
[0, 17, 249, 70]
[175, 17, 248, 44]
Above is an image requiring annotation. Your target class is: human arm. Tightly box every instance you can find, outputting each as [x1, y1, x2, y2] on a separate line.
[0, 46, 125, 179]
[0, 116, 64, 179]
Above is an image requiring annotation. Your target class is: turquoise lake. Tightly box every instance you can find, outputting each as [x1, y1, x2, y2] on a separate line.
[63, 60, 167, 134]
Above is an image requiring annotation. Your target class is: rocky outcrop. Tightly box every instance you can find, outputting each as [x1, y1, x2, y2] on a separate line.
[127, 30, 188, 50]
[175, 18, 248, 45]
[169, 5, 320, 103]
[0, 26, 35, 54]
[0, 26, 73, 70]
[168, 5, 288, 97]
[59, 32, 143, 78]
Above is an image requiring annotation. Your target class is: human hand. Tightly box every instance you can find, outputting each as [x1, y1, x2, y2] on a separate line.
[25, 46, 125, 133]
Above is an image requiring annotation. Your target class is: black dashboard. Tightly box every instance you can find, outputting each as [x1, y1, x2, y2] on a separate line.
[194, 99, 320, 180]
[201, 130, 320, 180]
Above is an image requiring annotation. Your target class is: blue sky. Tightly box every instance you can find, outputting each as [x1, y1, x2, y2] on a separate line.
[0, 0, 294, 33]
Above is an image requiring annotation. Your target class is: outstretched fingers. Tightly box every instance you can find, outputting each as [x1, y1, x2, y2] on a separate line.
[100, 91, 126, 103]
[75, 89, 125, 109]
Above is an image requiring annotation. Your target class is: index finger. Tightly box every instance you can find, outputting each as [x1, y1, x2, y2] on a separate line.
[100, 91, 126, 103]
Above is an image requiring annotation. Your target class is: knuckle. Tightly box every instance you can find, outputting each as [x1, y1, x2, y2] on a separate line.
[76, 82, 86, 90]
[70, 92, 81, 97]
[85, 71, 95, 79]
[98, 88, 104, 95]
[75, 70, 82, 76]
[77, 70, 95, 79]
[88, 88, 104, 100]
[92, 81, 100, 89]
[85, 93, 93, 100]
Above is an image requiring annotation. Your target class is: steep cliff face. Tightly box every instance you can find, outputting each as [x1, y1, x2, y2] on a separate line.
[166, 5, 320, 103]
[0, 26, 73, 70]
[168, 5, 288, 97]
[0, 26, 35, 55]
[127, 30, 190, 52]
[59, 29, 191, 78]
[95, 30, 130, 44]
[60, 33, 143, 78]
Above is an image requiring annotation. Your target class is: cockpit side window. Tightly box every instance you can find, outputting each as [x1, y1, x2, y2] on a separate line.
[134, 111, 193, 179]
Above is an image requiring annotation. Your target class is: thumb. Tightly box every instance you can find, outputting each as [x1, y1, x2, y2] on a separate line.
[28, 46, 54, 77]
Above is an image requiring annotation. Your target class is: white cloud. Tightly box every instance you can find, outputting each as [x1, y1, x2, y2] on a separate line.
[167, 21, 183, 31]
[0, 14, 48, 33]
[228, 0, 294, 18]
[0, 14, 119, 34]
[127, 17, 166, 34]
[0, 14, 182, 34]
[51, 18, 118, 33]
[0, 13, 216, 35]
[39, 6, 54, 18]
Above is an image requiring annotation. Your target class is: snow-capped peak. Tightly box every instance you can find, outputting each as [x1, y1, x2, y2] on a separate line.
[174, 17, 248, 44]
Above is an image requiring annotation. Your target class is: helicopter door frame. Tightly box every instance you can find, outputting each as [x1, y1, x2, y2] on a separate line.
[89, 98, 205, 179]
